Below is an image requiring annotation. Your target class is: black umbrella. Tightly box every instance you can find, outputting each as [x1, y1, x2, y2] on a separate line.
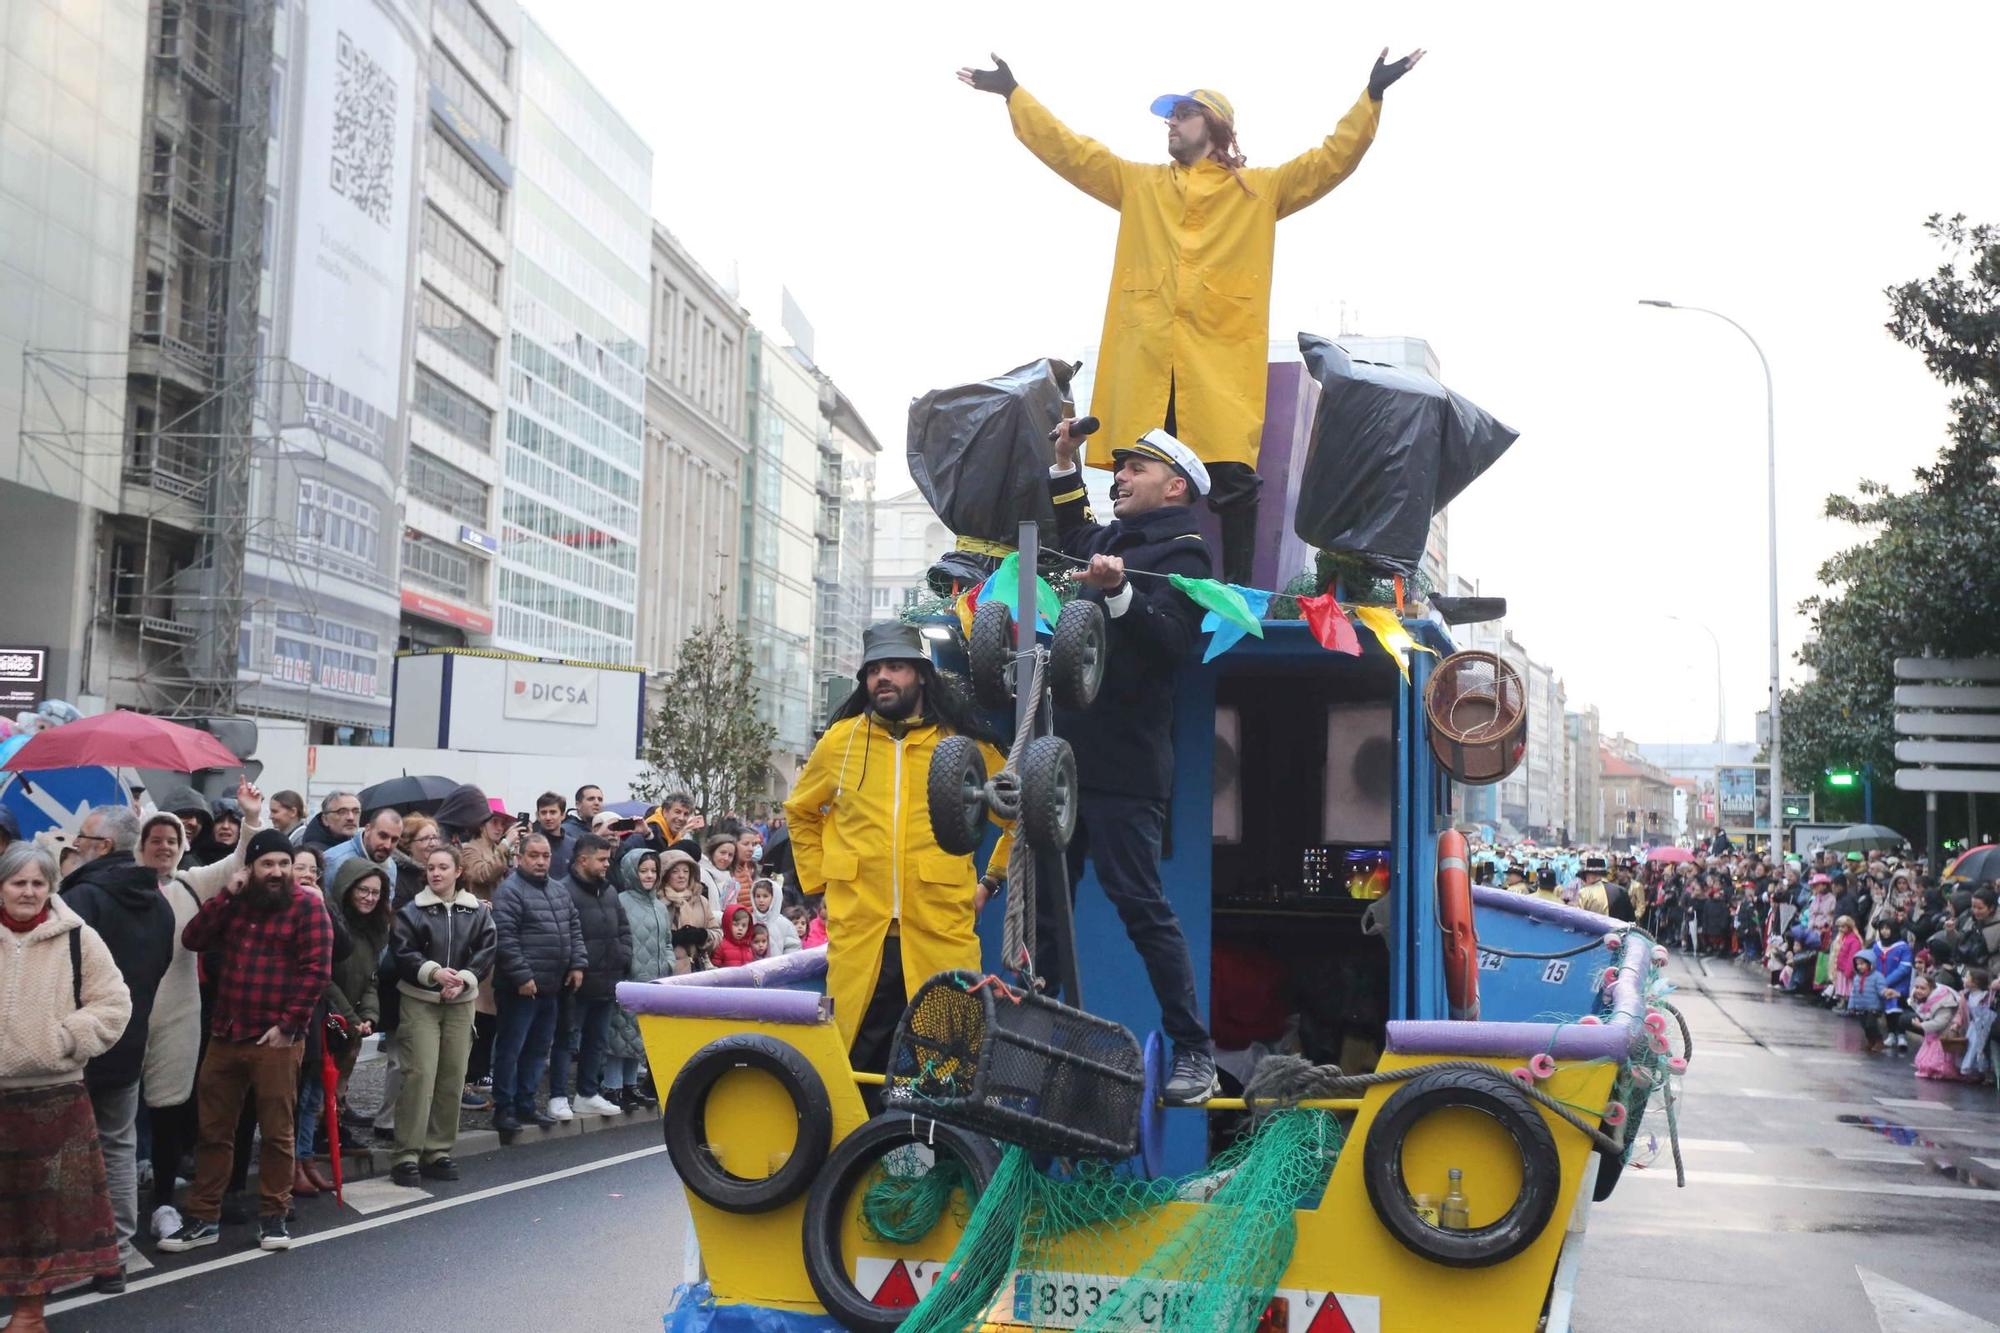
[357, 774, 462, 815]
[1944, 844, 2000, 883]
[1821, 823, 1908, 854]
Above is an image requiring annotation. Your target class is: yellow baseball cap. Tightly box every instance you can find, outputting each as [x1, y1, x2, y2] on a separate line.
[1149, 89, 1235, 125]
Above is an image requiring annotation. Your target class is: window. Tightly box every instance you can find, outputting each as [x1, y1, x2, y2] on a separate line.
[404, 446, 490, 525]
[401, 530, 479, 602]
[417, 285, 498, 375]
[435, 0, 508, 78]
[428, 46, 506, 150]
[421, 204, 500, 301]
[413, 365, 494, 448]
[427, 126, 502, 226]
[296, 478, 380, 564]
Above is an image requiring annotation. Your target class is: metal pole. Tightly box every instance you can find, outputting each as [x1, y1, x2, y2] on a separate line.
[1863, 772, 1873, 825]
[1926, 792, 1939, 873]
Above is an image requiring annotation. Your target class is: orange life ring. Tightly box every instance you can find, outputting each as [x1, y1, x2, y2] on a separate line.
[1438, 828, 1480, 1020]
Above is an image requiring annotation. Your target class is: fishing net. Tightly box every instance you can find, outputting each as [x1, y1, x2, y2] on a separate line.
[882, 1108, 1343, 1333]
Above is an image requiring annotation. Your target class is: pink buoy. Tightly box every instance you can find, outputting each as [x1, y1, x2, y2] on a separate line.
[1667, 1056, 1688, 1074]
[1652, 945, 1669, 967]
[1644, 1011, 1669, 1036]
[1631, 1066, 1657, 1088]
[1602, 967, 1621, 988]
[1649, 1032, 1671, 1056]
[1528, 1052, 1558, 1080]
[1510, 1066, 1534, 1087]
[1604, 933, 1623, 952]
[1603, 1102, 1627, 1127]
[1578, 1015, 1601, 1026]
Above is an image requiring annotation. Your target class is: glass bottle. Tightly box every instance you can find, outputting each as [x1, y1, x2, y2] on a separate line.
[1440, 1167, 1471, 1230]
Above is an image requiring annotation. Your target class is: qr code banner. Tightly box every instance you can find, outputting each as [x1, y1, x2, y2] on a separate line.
[330, 31, 397, 228]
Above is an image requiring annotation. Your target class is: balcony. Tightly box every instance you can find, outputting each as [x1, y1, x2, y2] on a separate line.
[125, 431, 212, 502]
[154, 5, 231, 102]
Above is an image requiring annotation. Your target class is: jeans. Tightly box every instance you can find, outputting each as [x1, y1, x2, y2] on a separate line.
[550, 993, 615, 1099]
[88, 1079, 141, 1265]
[295, 1076, 324, 1158]
[1043, 791, 1208, 1049]
[493, 989, 560, 1116]
[601, 1056, 640, 1092]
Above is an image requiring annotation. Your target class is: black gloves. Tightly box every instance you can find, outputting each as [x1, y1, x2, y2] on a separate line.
[962, 54, 1017, 98]
[1369, 47, 1425, 100]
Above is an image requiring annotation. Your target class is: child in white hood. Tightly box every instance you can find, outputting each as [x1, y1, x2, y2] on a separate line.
[750, 878, 799, 954]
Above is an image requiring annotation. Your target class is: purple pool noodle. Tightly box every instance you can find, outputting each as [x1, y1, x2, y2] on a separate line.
[654, 946, 828, 989]
[617, 979, 830, 1025]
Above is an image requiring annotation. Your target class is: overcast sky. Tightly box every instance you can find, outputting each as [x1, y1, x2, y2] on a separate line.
[531, 1, 2000, 745]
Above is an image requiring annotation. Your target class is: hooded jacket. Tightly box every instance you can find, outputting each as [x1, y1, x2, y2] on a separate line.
[563, 862, 632, 1002]
[328, 858, 394, 1030]
[711, 904, 758, 969]
[60, 850, 175, 1089]
[0, 898, 132, 1091]
[656, 849, 719, 951]
[1871, 938, 1914, 1008]
[491, 866, 586, 992]
[295, 812, 343, 852]
[391, 885, 497, 1005]
[323, 829, 400, 906]
[609, 848, 675, 1065]
[749, 881, 800, 954]
[144, 811, 266, 1108]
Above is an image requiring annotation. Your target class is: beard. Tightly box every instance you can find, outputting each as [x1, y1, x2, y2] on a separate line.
[244, 871, 292, 907]
[870, 678, 922, 721]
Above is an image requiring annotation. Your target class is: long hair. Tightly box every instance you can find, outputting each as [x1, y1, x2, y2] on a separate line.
[830, 660, 999, 745]
[1198, 107, 1254, 196]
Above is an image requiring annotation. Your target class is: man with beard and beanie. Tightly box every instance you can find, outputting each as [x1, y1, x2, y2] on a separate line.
[1036, 425, 1219, 1104]
[158, 830, 331, 1254]
[786, 623, 1014, 1081]
[958, 46, 1423, 583]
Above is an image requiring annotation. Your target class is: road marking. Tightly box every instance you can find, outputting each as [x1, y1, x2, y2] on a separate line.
[1977, 1157, 2000, 1172]
[1729, 1088, 1818, 1100]
[1857, 1265, 2000, 1333]
[1830, 1149, 1931, 1164]
[1626, 1168, 1999, 1201]
[338, 1177, 434, 1215]
[1874, 1097, 1956, 1113]
[1675, 1138, 1752, 1153]
[47, 1145, 669, 1316]
[1690, 1047, 1745, 1058]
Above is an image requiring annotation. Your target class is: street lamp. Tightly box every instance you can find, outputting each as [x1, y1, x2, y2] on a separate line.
[1641, 299, 1781, 840]
[1664, 613, 1727, 744]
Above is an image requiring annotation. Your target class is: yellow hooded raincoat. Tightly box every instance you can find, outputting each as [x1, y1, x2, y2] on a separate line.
[785, 714, 1012, 1050]
[1007, 86, 1381, 471]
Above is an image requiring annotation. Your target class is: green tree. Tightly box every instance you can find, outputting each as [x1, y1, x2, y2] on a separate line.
[636, 612, 777, 815]
[1782, 215, 2000, 835]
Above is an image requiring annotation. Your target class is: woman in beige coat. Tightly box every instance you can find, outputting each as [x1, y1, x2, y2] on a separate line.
[0, 842, 132, 1330]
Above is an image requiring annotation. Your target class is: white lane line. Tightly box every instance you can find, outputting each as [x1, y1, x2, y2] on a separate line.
[1875, 1097, 1956, 1113]
[338, 1177, 434, 1215]
[1626, 1168, 2000, 1201]
[1690, 1047, 1746, 1058]
[1728, 1088, 1819, 1100]
[48, 1145, 668, 1316]
[1859, 1265, 2000, 1333]
[1675, 1138, 1752, 1153]
[1831, 1149, 1932, 1164]
[1977, 1157, 2000, 1172]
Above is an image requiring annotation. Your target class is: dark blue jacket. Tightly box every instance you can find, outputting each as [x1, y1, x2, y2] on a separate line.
[562, 869, 633, 1001]
[491, 868, 586, 992]
[1048, 473, 1212, 801]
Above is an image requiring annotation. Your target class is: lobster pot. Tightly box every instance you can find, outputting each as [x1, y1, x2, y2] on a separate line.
[1424, 650, 1528, 786]
[884, 970, 1144, 1160]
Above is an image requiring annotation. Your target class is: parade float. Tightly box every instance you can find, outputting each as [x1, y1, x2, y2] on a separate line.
[616, 338, 1695, 1332]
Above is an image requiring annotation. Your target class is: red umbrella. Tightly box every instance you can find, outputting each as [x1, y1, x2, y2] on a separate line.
[0, 711, 240, 773]
[1647, 846, 1695, 864]
[322, 1041, 345, 1206]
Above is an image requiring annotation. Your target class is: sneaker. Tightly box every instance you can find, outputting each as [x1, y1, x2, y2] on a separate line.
[546, 1096, 575, 1122]
[390, 1161, 422, 1187]
[530, 1106, 558, 1128]
[151, 1204, 183, 1239]
[493, 1109, 521, 1134]
[1161, 1046, 1220, 1106]
[157, 1219, 221, 1253]
[575, 1093, 622, 1117]
[476, 1075, 493, 1090]
[420, 1157, 459, 1181]
[93, 1269, 127, 1293]
[461, 1085, 493, 1112]
[257, 1215, 292, 1251]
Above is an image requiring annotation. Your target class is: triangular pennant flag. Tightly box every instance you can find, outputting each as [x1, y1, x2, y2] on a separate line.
[1200, 585, 1275, 661]
[1353, 604, 1438, 683]
[976, 552, 1055, 631]
[1169, 574, 1264, 640]
[953, 583, 981, 639]
[1296, 592, 1362, 656]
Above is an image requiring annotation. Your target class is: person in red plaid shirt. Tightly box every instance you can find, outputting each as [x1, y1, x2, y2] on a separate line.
[158, 829, 332, 1254]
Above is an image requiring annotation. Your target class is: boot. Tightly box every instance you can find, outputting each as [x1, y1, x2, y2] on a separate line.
[1218, 495, 1261, 587]
[303, 1157, 336, 1192]
[6, 1294, 48, 1332]
[290, 1161, 320, 1198]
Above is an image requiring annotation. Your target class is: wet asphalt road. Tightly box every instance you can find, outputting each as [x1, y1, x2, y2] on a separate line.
[1571, 950, 2000, 1331]
[25, 949, 2000, 1332]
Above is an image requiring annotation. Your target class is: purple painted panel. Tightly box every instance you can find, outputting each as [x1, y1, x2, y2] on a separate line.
[1191, 360, 1321, 590]
[617, 979, 830, 1026]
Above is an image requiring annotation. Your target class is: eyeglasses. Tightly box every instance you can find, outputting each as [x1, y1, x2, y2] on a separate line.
[1165, 102, 1204, 123]
[74, 833, 112, 849]
[328, 805, 360, 817]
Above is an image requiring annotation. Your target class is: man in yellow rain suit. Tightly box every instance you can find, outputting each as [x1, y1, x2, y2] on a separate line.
[786, 622, 1013, 1075]
[959, 48, 1424, 585]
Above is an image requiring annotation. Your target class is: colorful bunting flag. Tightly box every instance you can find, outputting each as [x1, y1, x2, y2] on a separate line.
[976, 553, 1060, 630]
[1296, 592, 1362, 656]
[1169, 575, 1265, 641]
[1352, 604, 1438, 683]
[1199, 586, 1275, 661]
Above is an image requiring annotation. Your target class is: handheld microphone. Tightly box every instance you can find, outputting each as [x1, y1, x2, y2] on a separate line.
[1051, 415, 1102, 443]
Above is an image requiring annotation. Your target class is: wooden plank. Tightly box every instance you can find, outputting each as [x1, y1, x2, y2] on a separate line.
[1894, 768, 2000, 794]
[1895, 657, 2000, 682]
[1896, 712, 2000, 738]
[1895, 740, 2000, 765]
[1892, 685, 2000, 709]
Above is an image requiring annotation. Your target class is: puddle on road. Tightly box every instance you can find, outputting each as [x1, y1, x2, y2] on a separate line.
[1837, 1114, 1946, 1149]
[1835, 1115, 1999, 1188]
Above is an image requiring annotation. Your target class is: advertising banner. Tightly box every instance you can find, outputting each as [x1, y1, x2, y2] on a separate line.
[503, 661, 601, 725]
[287, 2, 420, 414]
[0, 647, 48, 712]
[1717, 764, 1771, 830]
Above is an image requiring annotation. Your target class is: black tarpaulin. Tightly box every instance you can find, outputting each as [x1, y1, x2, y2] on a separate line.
[907, 358, 1072, 542]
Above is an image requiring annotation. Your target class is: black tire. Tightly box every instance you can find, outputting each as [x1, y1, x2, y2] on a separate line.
[928, 735, 989, 856]
[801, 1112, 1003, 1331]
[1592, 1098, 1643, 1202]
[1050, 600, 1106, 711]
[969, 600, 1016, 710]
[1020, 735, 1077, 852]
[663, 1034, 833, 1215]
[1361, 1066, 1563, 1269]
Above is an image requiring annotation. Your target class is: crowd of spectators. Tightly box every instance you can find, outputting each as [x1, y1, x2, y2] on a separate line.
[0, 778, 813, 1317]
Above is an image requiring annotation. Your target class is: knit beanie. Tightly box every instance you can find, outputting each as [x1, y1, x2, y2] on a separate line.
[244, 828, 294, 863]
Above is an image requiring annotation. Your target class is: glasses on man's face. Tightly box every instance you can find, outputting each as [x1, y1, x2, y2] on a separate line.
[330, 806, 360, 818]
[74, 834, 111, 849]
[1166, 103, 1204, 123]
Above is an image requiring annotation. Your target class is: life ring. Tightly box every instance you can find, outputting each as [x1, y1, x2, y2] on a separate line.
[663, 1033, 833, 1215]
[1361, 1066, 1563, 1268]
[1438, 829, 1480, 1021]
[801, 1111, 1003, 1330]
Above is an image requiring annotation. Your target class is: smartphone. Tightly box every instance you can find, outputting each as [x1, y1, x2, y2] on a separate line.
[516, 811, 531, 830]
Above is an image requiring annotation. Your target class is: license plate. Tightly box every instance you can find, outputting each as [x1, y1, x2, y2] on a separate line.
[1009, 1271, 1212, 1330]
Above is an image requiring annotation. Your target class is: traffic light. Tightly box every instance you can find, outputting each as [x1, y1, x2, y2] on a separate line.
[1826, 769, 1858, 788]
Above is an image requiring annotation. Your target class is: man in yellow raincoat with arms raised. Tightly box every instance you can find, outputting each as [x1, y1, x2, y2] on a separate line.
[959, 47, 1424, 584]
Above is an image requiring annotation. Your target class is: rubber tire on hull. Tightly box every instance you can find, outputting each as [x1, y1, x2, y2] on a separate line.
[801, 1112, 1004, 1331]
[970, 600, 1016, 711]
[1361, 1066, 1562, 1268]
[928, 734, 989, 857]
[663, 1034, 833, 1215]
[1049, 600, 1106, 711]
[1020, 735, 1078, 852]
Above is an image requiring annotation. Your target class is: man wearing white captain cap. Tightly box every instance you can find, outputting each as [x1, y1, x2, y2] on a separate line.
[1042, 421, 1219, 1104]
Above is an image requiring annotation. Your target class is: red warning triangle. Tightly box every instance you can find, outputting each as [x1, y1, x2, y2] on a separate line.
[870, 1259, 922, 1309]
[1303, 1293, 1356, 1333]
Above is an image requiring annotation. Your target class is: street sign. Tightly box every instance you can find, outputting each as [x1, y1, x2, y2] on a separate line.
[1893, 685, 2000, 709]
[1781, 791, 1811, 820]
[1894, 769, 2000, 794]
[1895, 657, 2000, 681]
[1894, 658, 2000, 802]
[0, 766, 130, 838]
[1895, 712, 2000, 737]
[1895, 740, 2000, 765]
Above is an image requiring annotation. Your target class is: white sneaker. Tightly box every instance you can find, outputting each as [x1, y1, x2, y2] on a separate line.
[575, 1094, 621, 1117]
[151, 1204, 182, 1239]
[546, 1096, 575, 1121]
